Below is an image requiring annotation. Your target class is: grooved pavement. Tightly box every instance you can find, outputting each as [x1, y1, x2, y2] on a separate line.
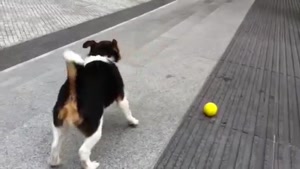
[154, 0, 300, 168]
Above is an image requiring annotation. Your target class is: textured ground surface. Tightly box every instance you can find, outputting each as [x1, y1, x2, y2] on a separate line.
[0, 0, 254, 168]
[154, 0, 300, 168]
[0, 0, 150, 49]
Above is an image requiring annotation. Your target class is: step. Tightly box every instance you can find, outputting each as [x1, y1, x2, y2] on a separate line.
[0, 0, 222, 89]
[124, 0, 227, 66]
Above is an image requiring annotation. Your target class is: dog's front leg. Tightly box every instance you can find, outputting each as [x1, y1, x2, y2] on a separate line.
[117, 95, 139, 127]
[79, 117, 103, 169]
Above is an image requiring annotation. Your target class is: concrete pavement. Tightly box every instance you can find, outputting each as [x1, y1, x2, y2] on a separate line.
[0, 0, 254, 168]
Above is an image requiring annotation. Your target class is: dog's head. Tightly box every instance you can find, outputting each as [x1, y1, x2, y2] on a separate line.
[83, 39, 121, 62]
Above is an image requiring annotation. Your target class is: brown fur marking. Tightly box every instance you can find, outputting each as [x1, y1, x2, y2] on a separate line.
[58, 100, 82, 126]
[58, 62, 83, 126]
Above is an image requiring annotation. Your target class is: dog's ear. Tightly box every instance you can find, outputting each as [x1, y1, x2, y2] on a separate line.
[83, 40, 96, 48]
[112, 39, 118, 47]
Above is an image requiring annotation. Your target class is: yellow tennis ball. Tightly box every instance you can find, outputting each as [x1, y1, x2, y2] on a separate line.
[203, 102, 218, 117]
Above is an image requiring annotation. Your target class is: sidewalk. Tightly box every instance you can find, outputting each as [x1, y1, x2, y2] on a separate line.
[0, 0, 150, 49]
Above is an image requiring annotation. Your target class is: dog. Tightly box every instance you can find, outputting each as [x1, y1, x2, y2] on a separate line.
[49, 39, 139, 169]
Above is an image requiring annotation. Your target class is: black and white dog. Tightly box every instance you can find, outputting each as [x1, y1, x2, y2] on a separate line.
[49, 39, 139, 169]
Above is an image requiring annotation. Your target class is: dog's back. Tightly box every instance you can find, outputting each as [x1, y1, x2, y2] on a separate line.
[52, 51, 124, 135]
[79, 61, 124, 108]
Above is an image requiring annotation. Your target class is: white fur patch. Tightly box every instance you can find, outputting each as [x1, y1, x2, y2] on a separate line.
[84, 55, 113, 66]
[63, 50, 85, 65]
[117, 96, 139, 126]
[63, 50, 115, 68]
[49, 123, 64, 166]
[79, 117, 103, 169]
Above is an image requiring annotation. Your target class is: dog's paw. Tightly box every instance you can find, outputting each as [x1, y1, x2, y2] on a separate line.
[128, 117, 139, 127]
[49, 155, 61, 167]
[85, 161, 100, 169]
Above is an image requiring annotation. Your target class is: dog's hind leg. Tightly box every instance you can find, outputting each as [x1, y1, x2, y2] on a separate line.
[117, 95, 139, 127]
[78, 117, 103, 169]
[49, 123, 65, 167]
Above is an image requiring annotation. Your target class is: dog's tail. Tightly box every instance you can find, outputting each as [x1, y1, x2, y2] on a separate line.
[63, 50, 84, 100]
[59, 50, 84, 125]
